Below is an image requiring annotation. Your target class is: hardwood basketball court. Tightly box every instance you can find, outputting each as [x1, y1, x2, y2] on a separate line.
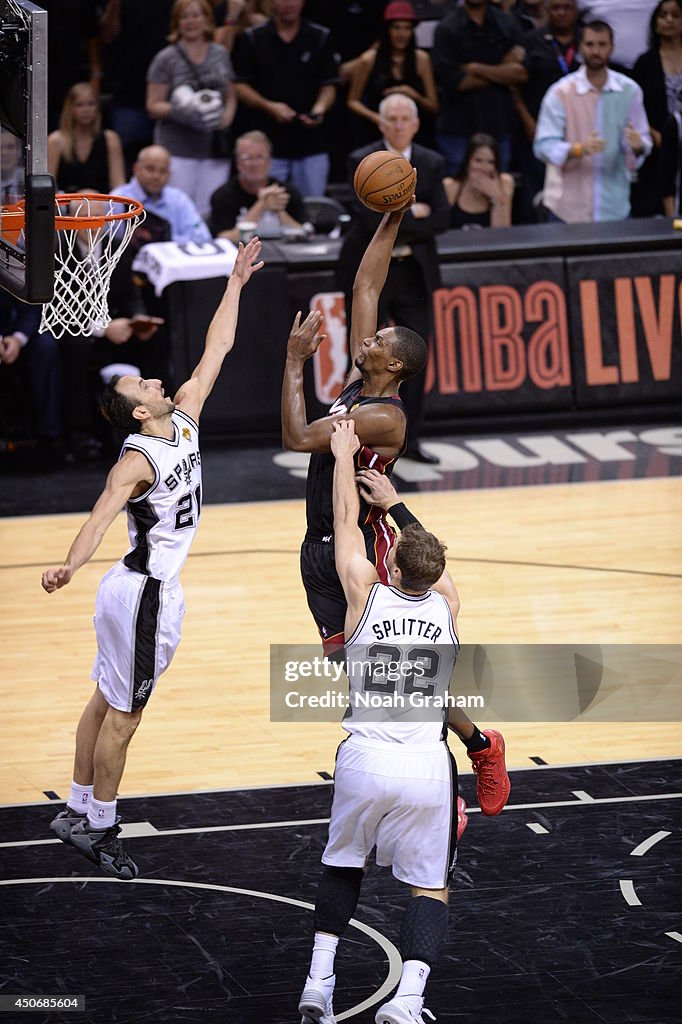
[1, 472, 680, 803]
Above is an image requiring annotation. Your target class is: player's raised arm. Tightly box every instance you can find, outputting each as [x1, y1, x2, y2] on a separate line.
[281, 309, 327, 451]
[174, 236, 264, 420]
[349, 203, 410, 368]
[331, 421, 379, 611]
[41, 450, 154, 593]
[281, 310, 405, 453]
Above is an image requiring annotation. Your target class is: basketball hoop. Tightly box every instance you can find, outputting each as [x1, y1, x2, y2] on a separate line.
[1, 192, 146, 338]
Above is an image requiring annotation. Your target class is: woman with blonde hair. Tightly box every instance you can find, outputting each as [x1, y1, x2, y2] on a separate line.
[146, 0, 236, 217]
[48, 82, 126, 195]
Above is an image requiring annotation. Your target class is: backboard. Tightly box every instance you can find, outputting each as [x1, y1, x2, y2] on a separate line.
[0, 0, 54, 303]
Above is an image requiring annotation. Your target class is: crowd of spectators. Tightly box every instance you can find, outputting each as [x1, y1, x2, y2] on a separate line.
[2, 0, 678, 465]
[35, 0, 672, 228]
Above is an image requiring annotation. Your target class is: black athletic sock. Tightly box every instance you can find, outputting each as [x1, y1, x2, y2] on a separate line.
[464, 726, 491, 753]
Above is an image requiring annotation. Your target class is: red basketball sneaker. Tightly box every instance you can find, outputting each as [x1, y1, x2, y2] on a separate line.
[457, 796, 468, 840]
[468, 730, 511, 816]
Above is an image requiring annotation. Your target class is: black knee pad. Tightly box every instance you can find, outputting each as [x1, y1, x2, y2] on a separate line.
[400, 896, 449, 966]
[314, 866, 364, 936]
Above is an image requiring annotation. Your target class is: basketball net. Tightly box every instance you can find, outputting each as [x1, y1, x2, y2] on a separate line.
[39, 194, 146, 339]
[3, 1, 30, 26]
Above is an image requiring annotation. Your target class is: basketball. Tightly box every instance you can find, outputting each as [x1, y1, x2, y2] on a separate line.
[353, 150, 416, 213]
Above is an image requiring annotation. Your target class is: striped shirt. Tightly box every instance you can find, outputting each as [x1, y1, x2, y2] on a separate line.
[534, 65, 652, 223]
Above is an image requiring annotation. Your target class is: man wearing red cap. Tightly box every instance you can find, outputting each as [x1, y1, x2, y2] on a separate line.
[384, 0, 418, 20]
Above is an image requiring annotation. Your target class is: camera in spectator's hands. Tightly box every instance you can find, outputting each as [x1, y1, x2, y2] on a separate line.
[171, 85, 224, 131]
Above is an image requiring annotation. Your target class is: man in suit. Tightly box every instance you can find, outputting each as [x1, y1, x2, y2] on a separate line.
[338, 93, 449, 462]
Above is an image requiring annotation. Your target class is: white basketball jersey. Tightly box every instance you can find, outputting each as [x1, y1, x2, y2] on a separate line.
[120, 409, 202, 581]
[344, 582, 459, 745]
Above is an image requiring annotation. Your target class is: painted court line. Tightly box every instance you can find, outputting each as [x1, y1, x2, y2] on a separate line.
[2, 793, 682, 849]
[0, 877, 401, 1021]
[630, 831, 672, 857]
[619, 880, 642, 907]
[526, 823, 549, 835]
[1, 793, 680, 850]
[3, 756, 681, 808]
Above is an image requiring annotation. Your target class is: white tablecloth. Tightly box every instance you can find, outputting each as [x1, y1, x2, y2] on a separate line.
[132, 238, 238, 296]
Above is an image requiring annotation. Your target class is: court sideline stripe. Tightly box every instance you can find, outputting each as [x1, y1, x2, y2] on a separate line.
[1, 755, 680, 808]
[3, 550, 681, 580]
[2, 790, 681, 849]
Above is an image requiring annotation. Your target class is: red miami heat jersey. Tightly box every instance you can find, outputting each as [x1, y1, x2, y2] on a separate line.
[305, 377, 406, 542]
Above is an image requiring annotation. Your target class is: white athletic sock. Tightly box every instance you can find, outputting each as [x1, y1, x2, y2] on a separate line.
[67, 782, 92, 813]
[396, 959, 430, 1013]
[87, 797, 117, 830]
[309, 932, 339, 979]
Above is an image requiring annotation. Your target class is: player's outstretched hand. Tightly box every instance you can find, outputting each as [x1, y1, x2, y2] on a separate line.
[356, 468, 398, 510]
[41, 565, 73, 593]
[331, 419, 360, 458]
[287, 309, 326, 361]
[233, 236, 264, 285]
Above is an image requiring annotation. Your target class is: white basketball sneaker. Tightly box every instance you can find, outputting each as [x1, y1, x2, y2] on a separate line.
[298, 974, 336, 1024]
[375, 996, 436, 1024]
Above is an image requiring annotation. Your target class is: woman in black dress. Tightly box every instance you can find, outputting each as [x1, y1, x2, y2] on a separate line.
[632, 0, 682, 216]
[346, 1, 438, 148]
[48, 82, 126, 195]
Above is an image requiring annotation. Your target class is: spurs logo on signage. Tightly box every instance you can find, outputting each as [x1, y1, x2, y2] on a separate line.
[272, 427, 682, 483]
[310, 291, 348, 404]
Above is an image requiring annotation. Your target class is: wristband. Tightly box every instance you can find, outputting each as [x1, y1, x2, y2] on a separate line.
[572, 142, 583, 159]
[388, 501, 423, 530]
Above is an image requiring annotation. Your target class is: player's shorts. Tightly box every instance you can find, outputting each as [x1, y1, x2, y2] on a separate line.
[91, 562, 185, 713]
[301, 523, 396, 655]
[322, 735, 459, 890]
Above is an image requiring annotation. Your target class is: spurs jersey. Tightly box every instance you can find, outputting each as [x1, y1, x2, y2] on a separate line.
[305, 377, 405, 542]
[120, 409, 202, 581]
[344, 582, 459, 745]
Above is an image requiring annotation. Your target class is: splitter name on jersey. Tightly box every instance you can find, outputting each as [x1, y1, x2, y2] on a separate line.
[371, 616, 443, 642]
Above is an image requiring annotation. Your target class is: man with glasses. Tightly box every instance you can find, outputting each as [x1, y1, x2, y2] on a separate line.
[209, 129, 306, 241]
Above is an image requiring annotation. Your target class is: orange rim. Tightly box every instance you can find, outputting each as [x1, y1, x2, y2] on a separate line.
[1, 193, 145, 233]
